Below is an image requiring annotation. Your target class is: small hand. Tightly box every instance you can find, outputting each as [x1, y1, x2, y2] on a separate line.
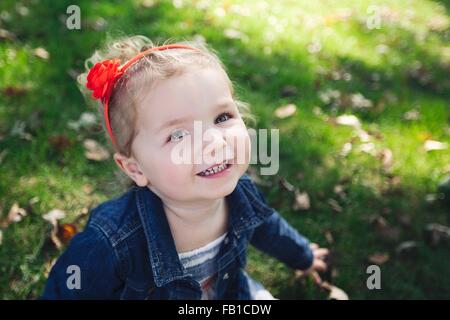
[301, 243, 329, 285]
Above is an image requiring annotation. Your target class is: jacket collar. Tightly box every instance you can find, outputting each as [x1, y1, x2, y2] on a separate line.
[134, 176, 274, 287]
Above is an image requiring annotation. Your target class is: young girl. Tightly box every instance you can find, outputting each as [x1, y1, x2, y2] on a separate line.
[42, 35, 328, 300]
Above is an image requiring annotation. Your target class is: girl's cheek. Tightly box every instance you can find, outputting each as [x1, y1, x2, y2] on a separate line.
[226, 125, 251, 162]
[164, 159, 192, 181]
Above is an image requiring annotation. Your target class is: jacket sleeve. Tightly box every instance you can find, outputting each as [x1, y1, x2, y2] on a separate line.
[40, 225, 124, 299]
[248, 180, 314, 271]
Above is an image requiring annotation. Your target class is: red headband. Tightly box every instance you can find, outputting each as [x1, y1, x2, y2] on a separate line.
[85, 44, 201, 146]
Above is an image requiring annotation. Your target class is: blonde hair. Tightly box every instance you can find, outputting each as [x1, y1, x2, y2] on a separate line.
[77, 35, 254, 189]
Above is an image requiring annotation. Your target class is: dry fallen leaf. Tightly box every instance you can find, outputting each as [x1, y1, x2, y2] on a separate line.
[58, 223, 77, 244]
[43, 209, 66, 250]
[340, 142, 352, 157]
[324, 230, 334, 244]
[274, 103, 297, 119]
[33, 47, 50, 60]
[369, 215, 388, 229]
[369, 215, 401, 242]
[424, 223, 450, 247]
[368, 252, 390, 265]
[403, 109, 420, 121]
[350, 93, 373, 109]
[68, 112, 97, 131]
[43, 209, 66, 225]
[293, 190, 310, 211]
[48, 134, 73, 153]
[359, 142, 376, 155]
[279, 177, 295, 192]
[321, 281, 349, 300]
[395, 241, 419, 258]
[1, 85, 29, 97]
[378, 148, 393, 171]
[327, 198, 342, 213]
[0, 202, 27, 228]
[335, 114, 361, 128]
[424, 140, 448, 152]
[83, 139, 110, 161]
[0, 28, 16, 41]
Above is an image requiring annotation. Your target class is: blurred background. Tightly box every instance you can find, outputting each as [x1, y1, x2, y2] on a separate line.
[0, 0, 449, 299]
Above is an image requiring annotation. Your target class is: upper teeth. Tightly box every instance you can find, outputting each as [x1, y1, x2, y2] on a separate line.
[199, 161, 228, 176]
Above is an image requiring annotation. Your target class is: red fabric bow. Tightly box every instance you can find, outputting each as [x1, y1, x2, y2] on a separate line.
[86, 59, 123, 103]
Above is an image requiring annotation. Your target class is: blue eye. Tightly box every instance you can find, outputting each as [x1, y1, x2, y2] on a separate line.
[168, 129, 190, 142]
[215, 112, 232, 124]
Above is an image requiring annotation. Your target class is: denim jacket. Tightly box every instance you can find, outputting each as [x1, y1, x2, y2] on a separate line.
[41, 174, 313, 299]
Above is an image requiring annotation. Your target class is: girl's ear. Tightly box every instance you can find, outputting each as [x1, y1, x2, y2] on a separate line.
[113, 152, 149, 187]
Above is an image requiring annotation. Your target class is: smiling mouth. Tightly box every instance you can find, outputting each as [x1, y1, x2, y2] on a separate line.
[196, 160, 232, 177]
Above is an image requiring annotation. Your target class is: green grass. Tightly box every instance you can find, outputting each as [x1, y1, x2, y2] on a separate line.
[0, 0, 449, 299]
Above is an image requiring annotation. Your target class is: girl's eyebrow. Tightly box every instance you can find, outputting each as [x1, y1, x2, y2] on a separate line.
[156, 100, 235, 132]
[156, 116, 192, 133]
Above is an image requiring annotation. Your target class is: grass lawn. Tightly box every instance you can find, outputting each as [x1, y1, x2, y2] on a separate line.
[0, 0, 449, 299]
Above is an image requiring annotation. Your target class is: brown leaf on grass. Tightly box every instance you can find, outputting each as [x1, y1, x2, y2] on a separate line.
[43, 209, 66, 250]
[83, 139, 110, 161]
[395, 241, 419, 258]
[424, 140, 448, 152]
[0, 202, 27, 228]
[369, 215, 401, 242]
[403, 109, 420, 121]
[293, 190, 310, 211]
[279, 177, 295, 192]
[1, 86, 29, 97]
[33, 47, 50, 60]
[43, 209, 66, 225]
[340, 142, 352, 157]
[48, 134, 73, 153]
[58, 223, 77, 244]
[333, 184, 346, 200]
[274, 103, 297, 119]
[0, 28, 16, 41]
[324, 230, 334, 244]
[424, 223, 450, 247]
[138, 0, 157, 8]
[369, 215, 388, 229]
[335, 114, 361, 128]
[368, 253, 389, 265]
[377, 148, 393, 171]
[327, 198, 342, 213]
[321, 281, 349, 300]
[43, 209, 78, 249]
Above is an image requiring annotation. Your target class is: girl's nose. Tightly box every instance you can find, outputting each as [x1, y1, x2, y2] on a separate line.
[203, 129, 229, 162]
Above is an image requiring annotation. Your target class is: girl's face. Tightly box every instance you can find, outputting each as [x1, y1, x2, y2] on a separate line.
[119, 67, 251, 203]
